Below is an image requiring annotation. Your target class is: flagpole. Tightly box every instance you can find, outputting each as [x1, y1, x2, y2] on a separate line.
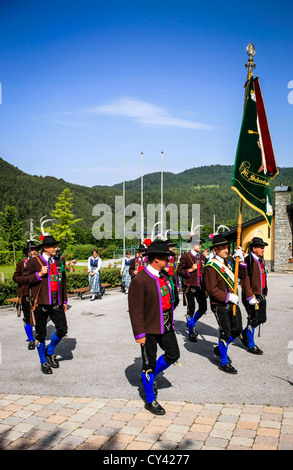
[233, 43, 256, 315]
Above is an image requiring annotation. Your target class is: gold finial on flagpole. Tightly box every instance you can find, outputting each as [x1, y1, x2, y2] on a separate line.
[245, 43, 256, 79]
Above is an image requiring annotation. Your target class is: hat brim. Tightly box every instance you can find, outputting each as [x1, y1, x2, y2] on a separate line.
[145, 249, 174, 257]
[211, 240, 230, 248]
[37, 241, 60, 249]
[251, 242, 268, 247]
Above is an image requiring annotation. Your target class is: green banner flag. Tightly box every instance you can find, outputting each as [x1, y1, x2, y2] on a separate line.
[231, 76, 277, 226]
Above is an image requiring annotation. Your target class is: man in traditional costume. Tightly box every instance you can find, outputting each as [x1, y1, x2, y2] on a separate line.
[204, 234, 246, 374]
[128, 240, 180, 415]
[13, 241, 39, 350]
[176, 235, 207, 341]
[129, 244, 147, 278]
[23, 234, 68, 375]
[240, 236, 268, 355]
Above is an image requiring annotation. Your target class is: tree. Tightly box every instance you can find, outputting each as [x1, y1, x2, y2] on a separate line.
[49, 189, 82, 250]
[0, 206, 24, 265]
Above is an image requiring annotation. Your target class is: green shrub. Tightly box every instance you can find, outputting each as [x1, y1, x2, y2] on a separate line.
[0, 268, 122, 305]
[0, 251, 23, 265]
[65, 267, 121, 291]
[0, 280, 17, 305]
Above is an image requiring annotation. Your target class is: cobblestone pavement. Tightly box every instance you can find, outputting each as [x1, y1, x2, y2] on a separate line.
[0, 393, 293, 450]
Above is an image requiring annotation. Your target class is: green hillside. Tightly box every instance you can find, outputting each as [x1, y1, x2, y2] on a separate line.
[1, 157, 292, 235]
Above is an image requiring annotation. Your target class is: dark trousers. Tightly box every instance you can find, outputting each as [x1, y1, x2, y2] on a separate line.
[35, 303, 68, 344]
[185, 286, 207, 316]
[242, 295, 267, 328]
[21, 297, 31, 324]
[141, 330, 180, 374]
[211, 303, 243, 342]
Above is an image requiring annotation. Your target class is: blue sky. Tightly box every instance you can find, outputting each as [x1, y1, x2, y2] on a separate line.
[0, 0, 292, 187]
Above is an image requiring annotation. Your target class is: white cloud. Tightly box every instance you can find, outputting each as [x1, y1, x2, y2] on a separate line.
[86, 98, 214, 130]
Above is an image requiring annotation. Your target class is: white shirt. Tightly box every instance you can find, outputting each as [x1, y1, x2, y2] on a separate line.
[88, 256, 101, 272]
[146, 264, 161, 278]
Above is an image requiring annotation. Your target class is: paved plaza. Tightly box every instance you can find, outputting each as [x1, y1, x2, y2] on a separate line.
[0, 272, 292, 450]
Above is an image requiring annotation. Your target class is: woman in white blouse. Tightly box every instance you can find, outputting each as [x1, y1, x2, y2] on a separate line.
[88, 249, 102, 300]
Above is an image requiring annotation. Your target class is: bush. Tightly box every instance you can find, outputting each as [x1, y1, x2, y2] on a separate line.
[65, 267, 121, 291]
[0, 268, 122, 305]
[0, 280, 17, 305]
[0, 251, 23, 265]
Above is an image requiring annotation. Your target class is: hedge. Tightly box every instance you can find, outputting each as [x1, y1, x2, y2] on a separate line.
[0, 251, 23, 265]
[0, 268, 122, 306]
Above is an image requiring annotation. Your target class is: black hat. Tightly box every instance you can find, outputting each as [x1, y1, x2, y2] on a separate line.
[23, 240, 38, 254]
[250, 237, 268, 247]
[145, 240, 174, 257]
[137, 244, 146, 252]
[187, 235, 204, 244]
[37, 234, 60, 249]
[210, 234, 229, 248]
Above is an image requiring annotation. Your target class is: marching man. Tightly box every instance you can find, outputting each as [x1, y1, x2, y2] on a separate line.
[176, 235, 207, 341]
[13, 241, 39, 350]
[23, 234, 68, 375]
[204, 234, 247, 374]
[128, 240, 180, 415]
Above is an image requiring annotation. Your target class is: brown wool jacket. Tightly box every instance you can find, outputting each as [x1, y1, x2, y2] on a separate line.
[13, 259, 29, 297]
[129, 256, 147, 278]
[128, 268, 174, 340]
[204, 259, 247, 306]
[240, 254, 268, 299]
[22, 254, 67, 306]
[176, 251, 206, 287]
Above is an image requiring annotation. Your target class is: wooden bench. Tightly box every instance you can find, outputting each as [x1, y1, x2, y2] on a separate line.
[71, 283, 111, 299]
[4, 297, 19, 308]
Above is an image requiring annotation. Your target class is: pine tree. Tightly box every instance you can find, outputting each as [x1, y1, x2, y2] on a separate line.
[49, 189, 82, 250]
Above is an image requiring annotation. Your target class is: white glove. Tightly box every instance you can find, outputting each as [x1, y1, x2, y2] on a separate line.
[229, 293, 239, 305]
[248, 297, 257, 306]
[233, 246, 244, 263]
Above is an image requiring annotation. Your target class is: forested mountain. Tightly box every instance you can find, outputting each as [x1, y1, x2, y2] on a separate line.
[1, 157, 292, 235]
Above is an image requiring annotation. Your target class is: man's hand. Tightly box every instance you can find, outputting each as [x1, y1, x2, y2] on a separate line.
[38, 265, 48, 277]
[189, 263, 198, 273]
[229, 293, 239, 305]
[136, 337, 146, 346]
[63, 304, 68, 313]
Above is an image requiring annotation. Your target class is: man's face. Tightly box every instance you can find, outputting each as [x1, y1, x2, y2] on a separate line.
[253, 246, 265, 257]
[43, 245, 58, 257]
[215, 244, 229, 259]
[154, 255, 169, 270]
[192, 243, 201, 252]
[30, 248, 38, 258]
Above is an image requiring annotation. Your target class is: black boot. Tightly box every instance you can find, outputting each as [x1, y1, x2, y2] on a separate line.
[145, 400, 165, 415]
[41, 362, 53, 375]
[218, 363, 238, 374]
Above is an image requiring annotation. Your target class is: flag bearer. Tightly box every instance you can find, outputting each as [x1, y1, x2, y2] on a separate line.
[204, 234, 247, 374]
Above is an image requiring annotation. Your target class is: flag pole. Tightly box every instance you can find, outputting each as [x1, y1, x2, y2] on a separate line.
[233, 43, 256, 315]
